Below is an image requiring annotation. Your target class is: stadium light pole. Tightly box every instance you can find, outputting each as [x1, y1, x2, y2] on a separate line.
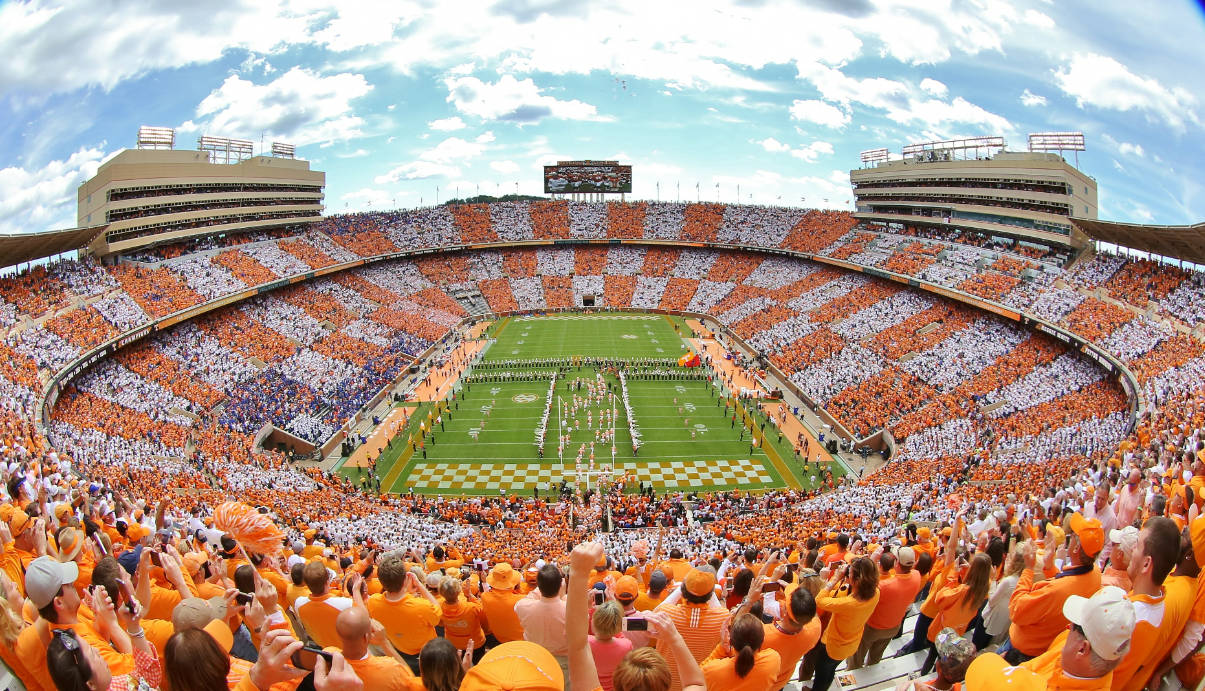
[737, 183, 741, 204]
[695, 181, 700, 202]
[656, 181, 660, 201]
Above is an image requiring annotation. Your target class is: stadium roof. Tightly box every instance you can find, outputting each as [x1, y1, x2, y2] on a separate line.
[1073, 217, 1205, 266]
[0, 225, 106, 268]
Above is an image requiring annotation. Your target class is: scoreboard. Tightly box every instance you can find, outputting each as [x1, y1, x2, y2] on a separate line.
[544, 160, 632, 194]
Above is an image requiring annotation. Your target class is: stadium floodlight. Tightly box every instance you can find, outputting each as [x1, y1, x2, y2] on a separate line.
[1028, 131, 1086, 166]
[901, 136, 1005, 161]
[1028, 132, 1086, 152]
[271, 142, 296, 159]
[198, 135, 256, 164]
[860, 148, 889, 165]
[136, 126, 175, 150]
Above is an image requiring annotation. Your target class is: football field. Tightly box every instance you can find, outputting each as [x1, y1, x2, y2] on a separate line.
[346, 313, 824, 495]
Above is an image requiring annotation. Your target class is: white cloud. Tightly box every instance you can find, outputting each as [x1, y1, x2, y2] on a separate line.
[375, 160, 460, 183]
[789, 99, 850, 129]
[1020, 89, 1047, 107]
[757, 137, 791, 153]
[1023, 9, 1055, 29]
[0, 1, 318, 95]
[0, 146, 111, 234]
[429, 116, 466, 131]
[374, 132, 494, 183]
[490, 160, 520, 174]
[339, 187, 397, 212]
[1118, 142, 1145, 158]
[1053, 53, 1199, 132]
[757, 137, 834, 163]
[789, 140, 835, 163]
[188, 67, 372, 147]
[799, 65, 1013, 136]
[920, 78, 948, 97]
[444, 74, 610, 123]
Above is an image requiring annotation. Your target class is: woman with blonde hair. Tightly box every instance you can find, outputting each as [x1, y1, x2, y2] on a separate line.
[0, 572, 31, 684]
[437, 576, 486, 665]
[568, 542, 704, 691]
[590, 600, 633, 691]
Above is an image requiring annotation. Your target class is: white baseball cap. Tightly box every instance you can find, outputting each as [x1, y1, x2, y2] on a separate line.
[1062, 585, 1135, 661]
[26, 556, 79, 610]
[1108, 526, 1139, 556]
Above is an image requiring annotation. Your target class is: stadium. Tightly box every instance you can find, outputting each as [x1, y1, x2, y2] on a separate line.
[1, 12, 1204, 690]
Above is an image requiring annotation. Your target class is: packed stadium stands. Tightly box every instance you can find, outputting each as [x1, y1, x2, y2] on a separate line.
[4, 200, 1205, 690]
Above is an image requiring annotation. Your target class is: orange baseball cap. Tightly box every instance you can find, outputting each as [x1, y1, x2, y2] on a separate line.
[1069, 512, 1105, 557]
[917, 527, 932, 540]
[614, 576, 639, 601]
[460, 641, 564, 691]
[53, 503, 73, 523]
[965, 652, 1043, 690]
[203, 618, 234, 652]
[126, 523, 149, 543]
[683, 567, 716, 598]
[9, 509, 32, 538]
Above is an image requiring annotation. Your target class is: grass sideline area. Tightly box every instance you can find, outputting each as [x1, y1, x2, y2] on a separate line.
[341, 312, 839, 495]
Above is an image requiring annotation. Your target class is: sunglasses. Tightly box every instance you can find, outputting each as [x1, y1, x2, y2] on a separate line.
[52, 629, 92, 683]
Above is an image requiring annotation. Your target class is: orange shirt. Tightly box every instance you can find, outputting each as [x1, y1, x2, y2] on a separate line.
[655, 602, 728, 691]
[867, 570, 923, 630]
[295, 592, 354, 649]
[1137, 575, 1196, 690]
[1110, 590, 1167, 691]
[366, 592, 441, 655]
[633, 589, 670, 612]
[1007, 565, 1101, 657]
[323, 647, 415, 691]
[762, 617, 821, 691]
[480, 588, 526, 643]
[816, 586, 880, 660]
[440, 599, 486, 650]
[927, 570, 980, 640]
[1020, 634, 1115, 690]
[16, 619, 135, 691]
[701, 647, 781, 691]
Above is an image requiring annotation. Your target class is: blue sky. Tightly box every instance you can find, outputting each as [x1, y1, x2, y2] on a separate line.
[0, 0, 1203, 235]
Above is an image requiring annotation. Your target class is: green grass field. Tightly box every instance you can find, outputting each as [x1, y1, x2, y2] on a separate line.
[341, 312, 834, 495]
[484, 313, 687, 360]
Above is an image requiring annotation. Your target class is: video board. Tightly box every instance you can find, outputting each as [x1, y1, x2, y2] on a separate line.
[543, 161, 632, 194]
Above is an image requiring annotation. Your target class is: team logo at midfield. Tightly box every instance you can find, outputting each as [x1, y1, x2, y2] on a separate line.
[512, 393, 537, 403]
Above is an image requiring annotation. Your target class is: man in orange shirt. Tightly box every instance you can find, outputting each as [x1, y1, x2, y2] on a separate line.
[15, 556, 136, 691]
[327, 605, 415, 690]
[822, 534, 849, 567]
[1109, 516, 1182, 691]
[850, 548, 923, 669]
[659, 549, 692, 582]
[365, 553, 440, 674]
[762, 585, 821, 691]
[293, 558, 353, 648]
[1001, 513, 1104, 664]
[967, 586, 1137, 691]
[481, 562, 526, 644]
[654, 566, 728, 691]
